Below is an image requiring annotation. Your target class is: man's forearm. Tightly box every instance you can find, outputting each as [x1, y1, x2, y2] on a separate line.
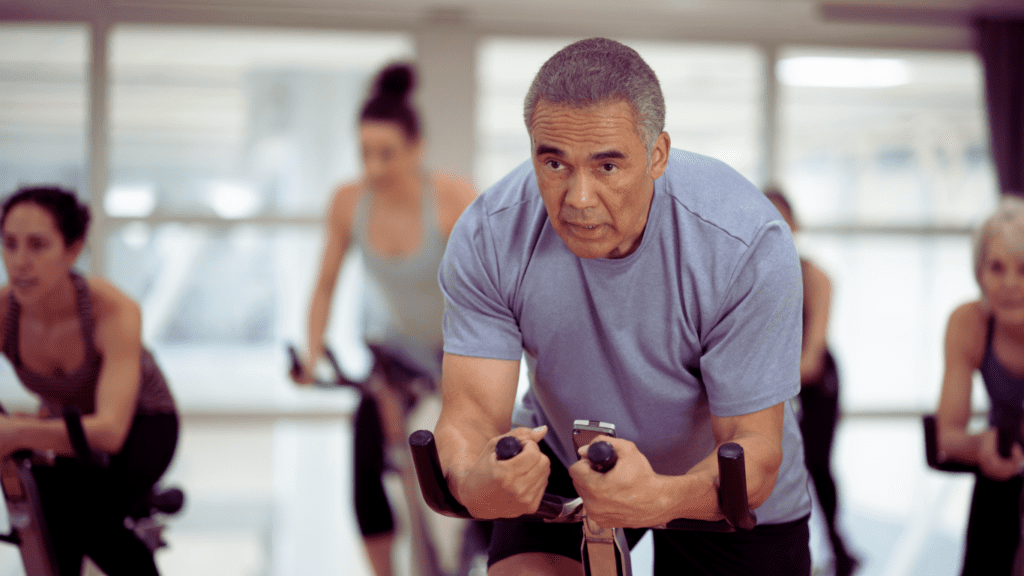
[668, 436, 781, 522]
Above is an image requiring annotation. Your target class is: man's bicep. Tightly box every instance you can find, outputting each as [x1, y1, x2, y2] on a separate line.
[709, 403, 785, 447]
[438, 353, 521, 438]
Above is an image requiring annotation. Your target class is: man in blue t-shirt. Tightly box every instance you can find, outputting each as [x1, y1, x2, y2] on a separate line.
[434, 37, 812, 575]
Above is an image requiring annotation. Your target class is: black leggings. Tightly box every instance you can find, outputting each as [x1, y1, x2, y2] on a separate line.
[32, 412, 179, 576]
[961, 473, 1022, 575]
[798, 351, 856, 564]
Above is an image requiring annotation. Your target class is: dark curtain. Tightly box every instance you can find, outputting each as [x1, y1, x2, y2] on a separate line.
[974, 17, 1024, 196]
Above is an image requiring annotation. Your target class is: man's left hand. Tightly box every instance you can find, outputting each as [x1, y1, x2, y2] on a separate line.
[569, 436, 672, 528]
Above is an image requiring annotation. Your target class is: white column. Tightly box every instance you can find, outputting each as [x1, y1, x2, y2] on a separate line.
[88, 17, 110, 276]
[762, 43, 780, 188]
[414, 20, 480, 185]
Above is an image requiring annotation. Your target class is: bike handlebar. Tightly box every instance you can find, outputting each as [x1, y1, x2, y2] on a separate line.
[287, 344, 366, 391]
[62, 406, 109, 468]
[923, 414, 1018, 474]
[408, 429, 757, 532]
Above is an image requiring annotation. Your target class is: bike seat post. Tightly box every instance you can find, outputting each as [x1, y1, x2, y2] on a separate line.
[580, 441, 631, 576]
[581, 518, 632, 576]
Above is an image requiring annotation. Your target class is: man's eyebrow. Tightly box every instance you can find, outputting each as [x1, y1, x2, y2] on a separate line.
[590, 150, 626, 161]
[535, 144, 564, 157]
[534, 146, 627, 161]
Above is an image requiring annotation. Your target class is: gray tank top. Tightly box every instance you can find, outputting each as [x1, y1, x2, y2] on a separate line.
[351, 177, 447, 378]
[2, 272, 177, 417]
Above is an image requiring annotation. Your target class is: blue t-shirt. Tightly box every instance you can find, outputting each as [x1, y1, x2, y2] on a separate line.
[440, 149, 811, 524]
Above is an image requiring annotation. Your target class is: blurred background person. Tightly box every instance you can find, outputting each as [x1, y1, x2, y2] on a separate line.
[767, 188, 860, 576]
[291, 62, 478, 576]
[0, 186, 179, 575]
[934, 195, 1024, 576]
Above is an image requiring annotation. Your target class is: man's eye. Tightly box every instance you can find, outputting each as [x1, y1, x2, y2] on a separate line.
[601, 163, 616, 173]
[546, 160, 562, 170]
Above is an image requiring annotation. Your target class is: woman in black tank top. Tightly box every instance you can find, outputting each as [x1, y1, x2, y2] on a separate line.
[767, 189, 860, 576]
[935, 195, 1024, 575]
[0, 186, 178, 576]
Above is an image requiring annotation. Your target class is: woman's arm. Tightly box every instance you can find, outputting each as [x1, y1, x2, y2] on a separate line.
[302, 184, 359, 378]
[0, 279, 143, 456]
[433, 172, 478, 239]
[799, 260, 832, 385]
[936, 302, 1023, 479]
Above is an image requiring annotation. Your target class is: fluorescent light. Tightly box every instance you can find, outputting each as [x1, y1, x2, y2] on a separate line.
[105, 184, 157, 217]
[208, 181, 261, 219]
[778, 57, 910, 88]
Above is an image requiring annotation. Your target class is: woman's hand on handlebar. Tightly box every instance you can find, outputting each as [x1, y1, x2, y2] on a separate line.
[455, 425, 551, 520]
[570, 436, 679, 529]
[288, 351, 315, 385]
[978, 427, 1024, 481]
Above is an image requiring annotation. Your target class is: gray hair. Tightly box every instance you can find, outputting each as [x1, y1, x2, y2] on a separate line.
[523, 38, 665, 156]
[973, 194, 1024, 285]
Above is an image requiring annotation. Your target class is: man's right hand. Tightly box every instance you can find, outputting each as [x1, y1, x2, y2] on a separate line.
[453, 425, 551, 519]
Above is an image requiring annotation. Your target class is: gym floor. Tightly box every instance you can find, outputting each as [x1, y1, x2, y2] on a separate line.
[0, 412, 974, 576]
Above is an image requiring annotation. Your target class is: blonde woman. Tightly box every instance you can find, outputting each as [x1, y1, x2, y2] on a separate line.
[936, 195, 1024, 575]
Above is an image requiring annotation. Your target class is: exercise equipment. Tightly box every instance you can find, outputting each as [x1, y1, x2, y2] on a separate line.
[923, 413, 1023, 576]
[287, 343, 450, 576]
[0, 404, 184, 575]
[409, 425, 757, 576]
[922, 414, 1016, 473]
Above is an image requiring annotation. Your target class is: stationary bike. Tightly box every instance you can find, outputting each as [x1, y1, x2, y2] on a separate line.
[409, 423, 757, 576]
[0, 404, 184, 576]
[923, 413, 1024, 575]
[287, 343, 452, 576]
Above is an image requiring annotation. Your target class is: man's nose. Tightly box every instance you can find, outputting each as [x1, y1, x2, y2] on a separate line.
[565, 171, 599, 211]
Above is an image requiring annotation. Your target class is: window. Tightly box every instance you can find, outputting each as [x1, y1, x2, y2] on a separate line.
[476, 37, 764, 190]
[0, 24, 88, 200]
[779, 47, 997, 412]
[105, 26, 414, 394]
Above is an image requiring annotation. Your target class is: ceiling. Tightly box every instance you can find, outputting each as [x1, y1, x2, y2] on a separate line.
[1, 0, 1023, 51]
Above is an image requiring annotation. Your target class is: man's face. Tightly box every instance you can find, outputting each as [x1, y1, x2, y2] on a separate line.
[529, 99, 669, 259]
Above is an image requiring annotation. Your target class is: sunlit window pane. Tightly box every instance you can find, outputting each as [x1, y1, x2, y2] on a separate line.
[798, 233, 989, 413]
[105, 222, 370, 385]
[779, 47, 997, 227]
[476, 37, 763, 190]
[0, 24, 88, 197]
[109, 26, 414, 217]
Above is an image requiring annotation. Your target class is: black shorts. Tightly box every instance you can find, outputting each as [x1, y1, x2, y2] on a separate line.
[487, 441, 811, 576]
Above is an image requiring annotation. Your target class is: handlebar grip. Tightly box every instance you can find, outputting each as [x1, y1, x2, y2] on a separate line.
[923, 415, 1018, 473]
[998, 424, 1015, 460]
[287, 345, 303, 378]
[587, 441, 617, 473]
[62, 405, 109, 467]
[717, 442, 757, 531]
[409, 430, 472, 518]
[496, 436, 523, 460]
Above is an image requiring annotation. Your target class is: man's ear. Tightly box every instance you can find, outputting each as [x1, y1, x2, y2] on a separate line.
[648, 131, 671, 180]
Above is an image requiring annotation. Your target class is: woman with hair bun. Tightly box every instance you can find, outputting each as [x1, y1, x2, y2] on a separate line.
[292, 62, 477, 576]
[0, 185, 179, 575]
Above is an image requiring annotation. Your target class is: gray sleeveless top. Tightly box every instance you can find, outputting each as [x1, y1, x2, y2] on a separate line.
[3, 272, 177, 417]
[982, 316, 1024, 442]
[351, 177, 447, 378]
